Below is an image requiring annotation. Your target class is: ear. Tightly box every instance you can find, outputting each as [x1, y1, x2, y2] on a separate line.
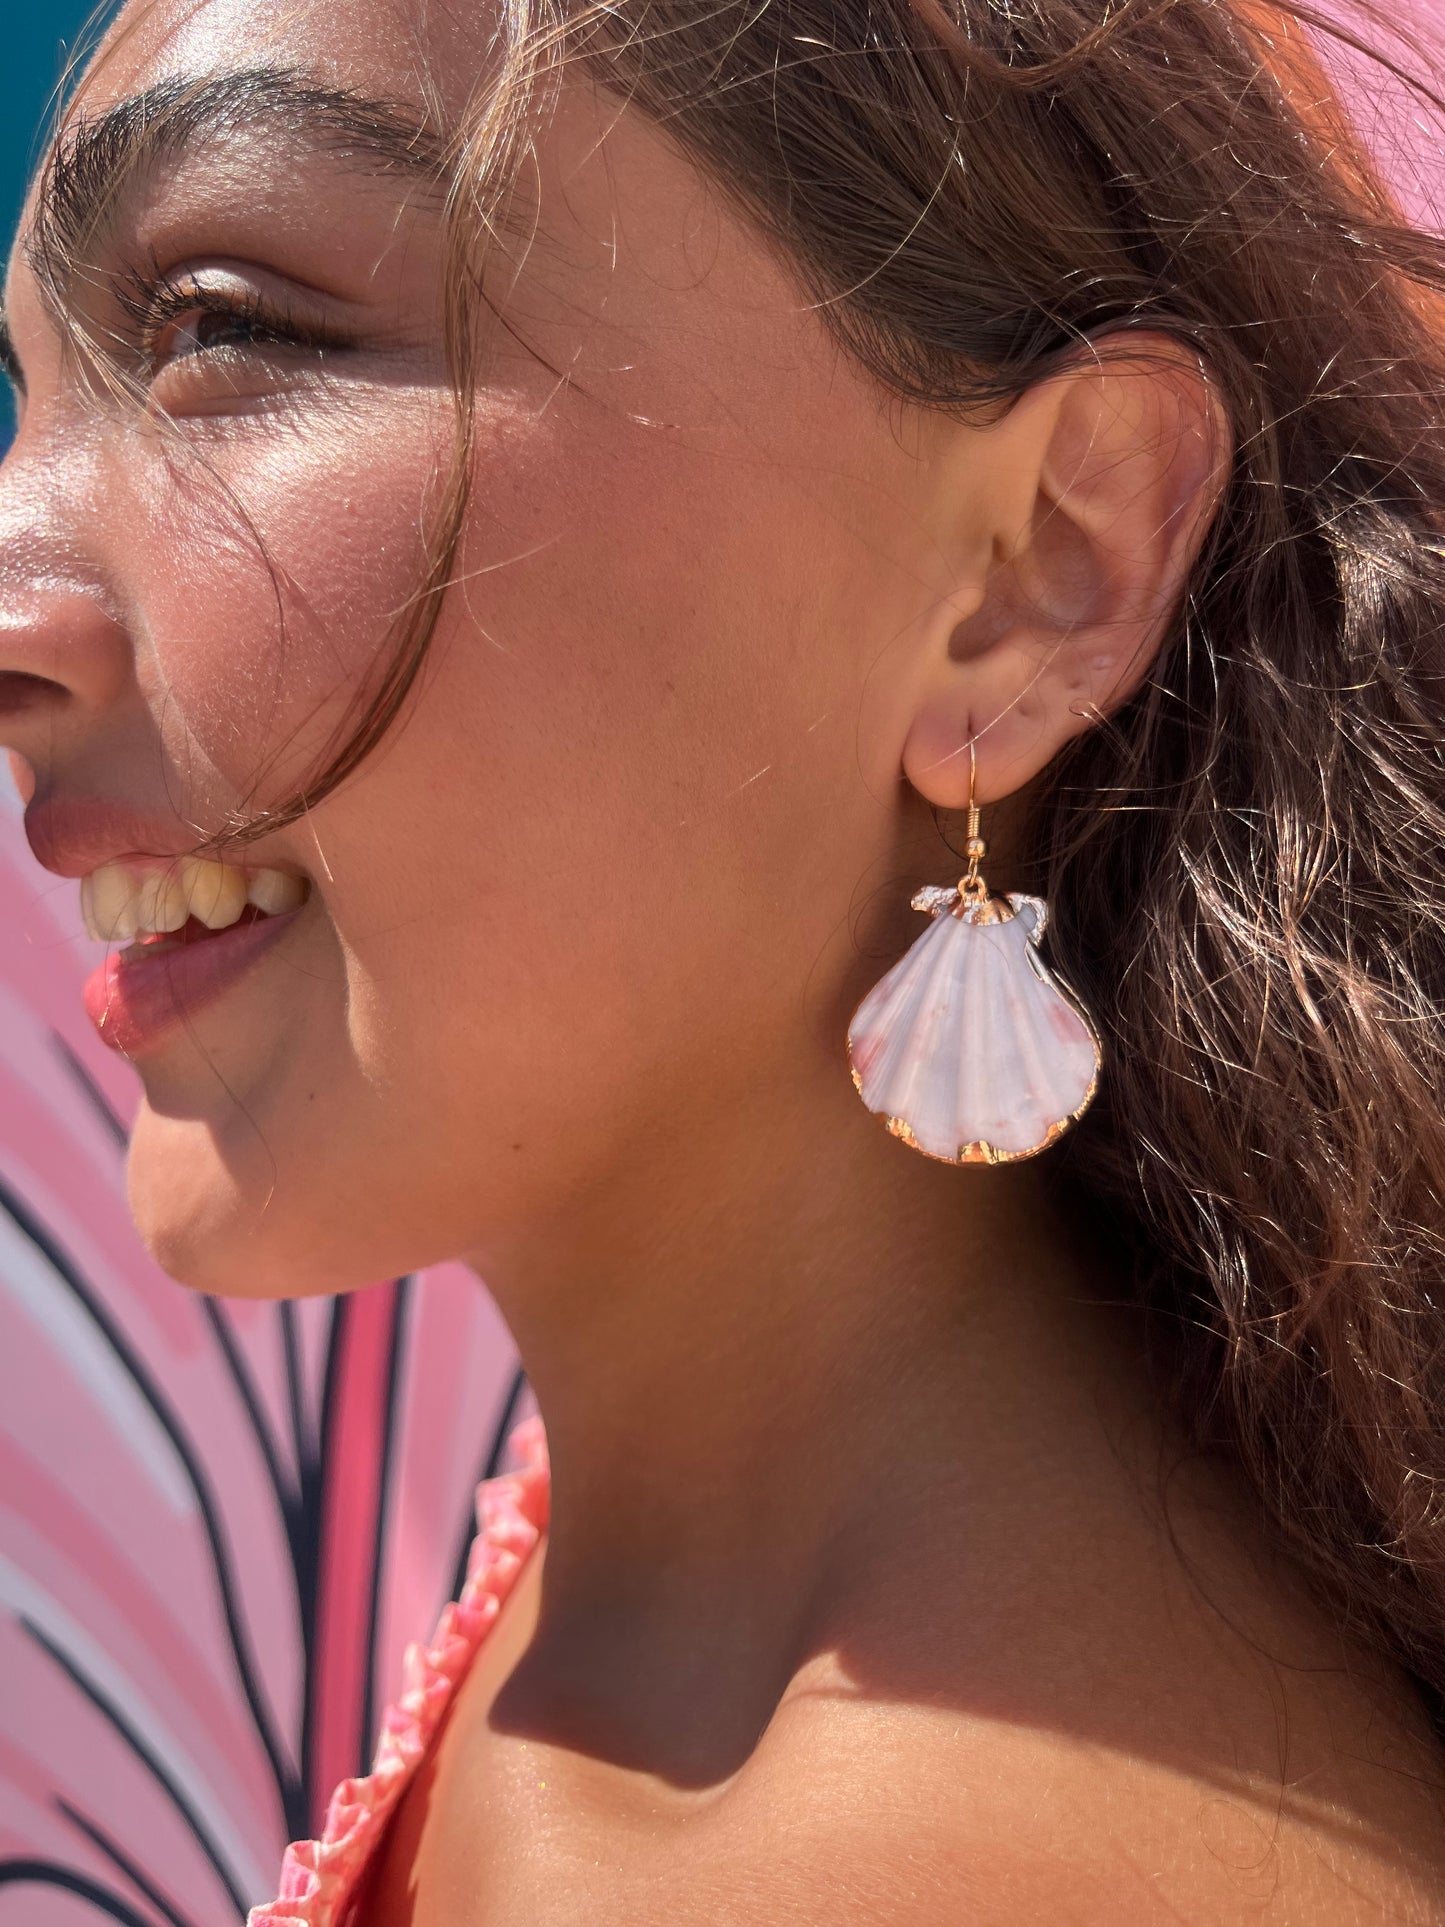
[901, 336, 1230, 810]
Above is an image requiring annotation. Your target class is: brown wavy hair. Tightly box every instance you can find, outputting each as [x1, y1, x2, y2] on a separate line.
[63, 0, 1445, 1722]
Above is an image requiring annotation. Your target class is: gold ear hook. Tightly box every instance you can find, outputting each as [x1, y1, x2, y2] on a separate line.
[961, 741, 987, 902]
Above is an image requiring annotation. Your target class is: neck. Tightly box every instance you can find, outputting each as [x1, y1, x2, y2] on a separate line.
[468, 1054, 1157, 1785]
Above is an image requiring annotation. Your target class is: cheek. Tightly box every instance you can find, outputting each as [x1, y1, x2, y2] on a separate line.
[122, 398, 445, 808]
[319, 397, 879, 1063]
[111, 373, 907, 1294]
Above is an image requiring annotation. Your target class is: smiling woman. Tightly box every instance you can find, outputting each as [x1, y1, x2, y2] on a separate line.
[5, 1, 1445, 1923]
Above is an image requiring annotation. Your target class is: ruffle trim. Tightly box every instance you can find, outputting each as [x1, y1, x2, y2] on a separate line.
[247, 1415, 550, 1927]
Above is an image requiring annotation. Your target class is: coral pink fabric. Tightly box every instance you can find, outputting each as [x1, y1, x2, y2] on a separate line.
[247, 1417, 550, 1927]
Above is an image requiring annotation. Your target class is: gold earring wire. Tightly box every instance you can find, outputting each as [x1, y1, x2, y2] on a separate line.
[961, 740, 988, 903]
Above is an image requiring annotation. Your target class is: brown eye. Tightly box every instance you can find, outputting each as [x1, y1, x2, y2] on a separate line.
[130, 275, 347, 412]
[152, 304, 280, 368]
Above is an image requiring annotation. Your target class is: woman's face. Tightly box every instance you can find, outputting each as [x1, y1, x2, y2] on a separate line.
[0, 0, 961, 1296]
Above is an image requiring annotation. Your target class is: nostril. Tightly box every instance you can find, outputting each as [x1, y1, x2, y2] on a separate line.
[0, 670, 65, 715]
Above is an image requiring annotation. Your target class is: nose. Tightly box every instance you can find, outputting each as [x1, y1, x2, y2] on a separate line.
[6, 750, 35, 803]
[0, 431, 133, 782]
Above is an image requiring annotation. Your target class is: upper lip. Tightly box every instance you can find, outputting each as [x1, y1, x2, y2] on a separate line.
[25, 793, 248, 880]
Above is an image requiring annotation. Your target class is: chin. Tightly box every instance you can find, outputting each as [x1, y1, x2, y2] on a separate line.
[124, 1107, 345, 1299]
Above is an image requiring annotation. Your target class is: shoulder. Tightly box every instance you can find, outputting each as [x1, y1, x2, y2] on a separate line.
[733, 1673, 1445, 1927]
[722, 1557, 1445, 1927]
[891, 1713, 1441, 1924]
[769, 1437, 1445, 1924]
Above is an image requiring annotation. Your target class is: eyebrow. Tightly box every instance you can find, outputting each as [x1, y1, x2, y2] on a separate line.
[23, 64, 449, 319]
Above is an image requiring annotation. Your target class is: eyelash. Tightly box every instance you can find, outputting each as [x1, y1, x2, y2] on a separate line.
[114, 270, 345, 375]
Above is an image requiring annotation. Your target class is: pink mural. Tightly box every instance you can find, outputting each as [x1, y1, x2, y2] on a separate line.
[1315, 0, 1445, 228]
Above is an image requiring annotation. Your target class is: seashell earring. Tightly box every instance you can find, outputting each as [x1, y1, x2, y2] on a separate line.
[847, 744, 1101, 1164]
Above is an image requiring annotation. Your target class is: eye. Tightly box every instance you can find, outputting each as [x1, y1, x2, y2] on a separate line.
[104, 265, 355, 416]
[116, 268, 346, 392]
[152, 301, 290, 367]
[144, 288, 326, 377]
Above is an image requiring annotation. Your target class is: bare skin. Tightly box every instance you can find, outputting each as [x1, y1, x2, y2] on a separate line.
[0, 1, 1443, 1920]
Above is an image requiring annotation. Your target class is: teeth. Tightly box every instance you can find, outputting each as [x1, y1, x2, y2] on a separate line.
[178, 856, 247, 931]
[244, 869, 308, 916]
[81, 865, 142, 944]
[79, 857, 308, 943]
[137, 869, 190, 935]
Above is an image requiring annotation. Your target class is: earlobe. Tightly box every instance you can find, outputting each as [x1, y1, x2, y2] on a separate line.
[901, 337, 1230, 812]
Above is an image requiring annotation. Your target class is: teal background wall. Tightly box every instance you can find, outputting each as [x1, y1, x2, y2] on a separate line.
[2, 4, 99, 444]
[2, 6, 97, 240]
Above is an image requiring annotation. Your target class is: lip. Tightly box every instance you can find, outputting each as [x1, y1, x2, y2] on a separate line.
[82, 907, 302, 1056]
[23, 789, 311, 1052]
[24, 792, 212, 879]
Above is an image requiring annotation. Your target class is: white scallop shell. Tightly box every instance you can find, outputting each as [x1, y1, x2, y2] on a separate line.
[847, 892, 1100, 1163]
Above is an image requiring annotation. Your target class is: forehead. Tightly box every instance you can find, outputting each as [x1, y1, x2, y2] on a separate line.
[65, 0, 492, 141]
[4, 0, 495, 312]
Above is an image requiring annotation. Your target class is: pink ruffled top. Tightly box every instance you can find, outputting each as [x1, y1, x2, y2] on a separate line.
[248, 1416, 551, 1927]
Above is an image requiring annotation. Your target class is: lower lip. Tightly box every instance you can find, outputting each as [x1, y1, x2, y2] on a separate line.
[82, 909, 301, 1056]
